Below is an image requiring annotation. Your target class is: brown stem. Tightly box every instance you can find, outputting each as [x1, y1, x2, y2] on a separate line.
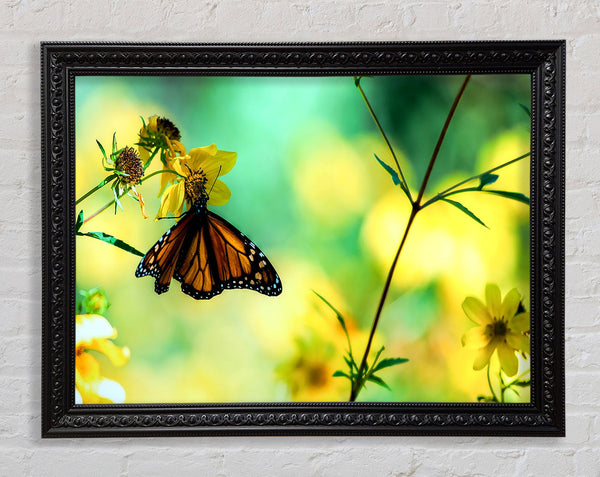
[349, 207, 417, 401]
[414, 75, 471, 207]
[349, 75, 471, 402]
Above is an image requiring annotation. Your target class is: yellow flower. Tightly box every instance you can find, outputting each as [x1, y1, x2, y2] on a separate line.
[156, 143, 237, 220]
[138, 115, 187, 196]
[461, 283, 530, 376]
[75, 314, 130, 404]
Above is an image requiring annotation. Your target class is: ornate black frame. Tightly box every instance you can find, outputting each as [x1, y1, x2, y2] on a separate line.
[41, 41, 565, 437]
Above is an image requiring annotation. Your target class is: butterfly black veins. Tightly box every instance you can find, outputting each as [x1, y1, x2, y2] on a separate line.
[135, 193, 282, 300]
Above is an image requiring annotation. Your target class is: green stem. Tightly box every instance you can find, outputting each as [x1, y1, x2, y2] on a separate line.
[349, 75, 472, 402]
[414, 75, 471, 209]
[143, 146, 160, 169]
[75, 174, 116, 205]
[421, 152, 530, 209]
[355, 77, 413, 204]
[499, 369, 506, 403]
[81, 169, 182, 225]
[487, 363, 499, 402]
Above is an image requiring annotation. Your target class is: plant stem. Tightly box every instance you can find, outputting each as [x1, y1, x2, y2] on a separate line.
[349, 75, 472, 402]
[75, 174, 116, 205]
[80, 169, 182, 225]
[349, 207, 417, 401]
[414, 75, 471, 208]
[420, 152, 530, 209]
[487, 363, 499, 402]
[355, 77, 413, 204]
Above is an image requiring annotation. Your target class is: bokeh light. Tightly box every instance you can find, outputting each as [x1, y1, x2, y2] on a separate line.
[75, 74, 530, 403]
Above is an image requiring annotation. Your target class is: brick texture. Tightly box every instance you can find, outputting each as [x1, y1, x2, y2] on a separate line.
[1, 0, 598, 475]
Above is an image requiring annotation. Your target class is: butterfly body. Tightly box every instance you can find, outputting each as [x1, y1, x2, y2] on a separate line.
[136, 195, 282, 300]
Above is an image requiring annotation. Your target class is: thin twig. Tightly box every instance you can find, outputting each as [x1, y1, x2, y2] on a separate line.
[349, 75, 472, 402]
[355, 77, 413, 204]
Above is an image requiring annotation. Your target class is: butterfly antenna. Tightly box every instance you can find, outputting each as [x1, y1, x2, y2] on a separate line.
[207, 165, 222, 197]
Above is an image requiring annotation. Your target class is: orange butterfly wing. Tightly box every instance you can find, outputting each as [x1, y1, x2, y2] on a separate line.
[135, 212, 195, 294]
[136, 209, 282, 300]
[173, 211, 282, 299]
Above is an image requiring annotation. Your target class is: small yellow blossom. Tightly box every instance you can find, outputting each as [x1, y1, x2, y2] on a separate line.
[156, 143, 236, 220]
[461, 283, 530, 376]
[138, 115, 187, 196]
[75, 314, 130, 404]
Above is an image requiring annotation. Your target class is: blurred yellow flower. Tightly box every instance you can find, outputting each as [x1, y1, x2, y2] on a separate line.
[156, 143, 237, 220]
[75, 314, 130, 404]
[138, 115, 187, 196]
[461, 283, 530, 376]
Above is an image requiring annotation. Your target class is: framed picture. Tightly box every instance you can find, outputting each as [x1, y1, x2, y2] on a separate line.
[41, 41, 565, 437]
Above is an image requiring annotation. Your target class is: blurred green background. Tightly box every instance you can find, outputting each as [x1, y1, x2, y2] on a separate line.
[75, 73, 531, 403]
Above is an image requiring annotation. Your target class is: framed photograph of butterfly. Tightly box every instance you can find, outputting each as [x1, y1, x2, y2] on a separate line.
[41, 41, 565, 437]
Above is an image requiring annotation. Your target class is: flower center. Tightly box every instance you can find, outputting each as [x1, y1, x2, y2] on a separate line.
[184, 169, 208, 203]
[156, 117, 181, 141]
[115, 147, 144, 185]
[492, 319, 507, 337]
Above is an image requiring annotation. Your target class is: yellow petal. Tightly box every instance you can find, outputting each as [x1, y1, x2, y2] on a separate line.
[76, 314, 116, 348]
[497, 342, 518, 376]
[206, 179, 231, 206]
[485, 283, 502, 319]
[88, 339, 130, 367]
[188, 144, 218, 171]
[131, 188, 148, 219]
[462, 297, 492, 325]
[147, 115, 158, 134]
[473, 338, 497, 370]
[510, 312, 530, 333]
[506, 331, 530, 354]
[75, 351, 100, 381]
[502, 288, 521, 320]
[171, 140, 187, 156]
[156, 182, 185, 220]
[202, 150, 237, 180]
[461, 326, 492, 349]
[171, 155, 190, 177]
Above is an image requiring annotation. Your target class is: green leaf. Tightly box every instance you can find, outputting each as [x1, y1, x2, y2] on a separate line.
[96, 140, 108, 160]
[441, 198, 488, 228]
[75, 210, 84, 233]
[313, 291, 349, 337]
[354, 76, 362, 87]
[369, 346, 386, 371]
[482, 189, 530, 205]
[478, 173, 499, 189]
[511, 379, 531, 388]
[519, 103, 531, 118]
[140, 115, 147, 129]
[112, 132, 117, 155]
[372, 357, 409, 373]
[374, 154, 401, 187]
[113, 187, 123, 211]
[333, 370, 351, 380]
[77, 231, 145, 257]
[366, 374, 391, 390]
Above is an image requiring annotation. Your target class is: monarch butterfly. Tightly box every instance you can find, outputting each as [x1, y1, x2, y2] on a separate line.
[135, 183, 282, 300]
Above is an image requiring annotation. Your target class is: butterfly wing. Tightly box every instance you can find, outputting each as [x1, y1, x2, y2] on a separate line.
[135, 212, 194, 294]
[173, 210, 282, 299]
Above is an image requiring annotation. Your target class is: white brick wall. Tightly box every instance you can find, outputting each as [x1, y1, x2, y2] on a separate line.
[1, 0, 598, 475]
